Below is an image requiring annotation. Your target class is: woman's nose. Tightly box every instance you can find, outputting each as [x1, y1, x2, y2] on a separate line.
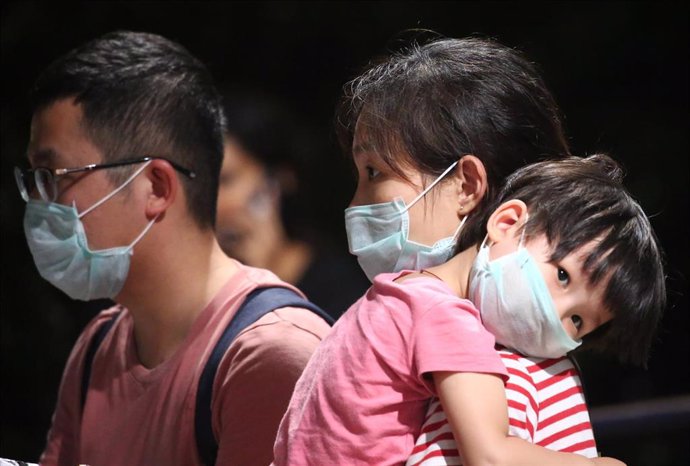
[348, 186, 364, 208]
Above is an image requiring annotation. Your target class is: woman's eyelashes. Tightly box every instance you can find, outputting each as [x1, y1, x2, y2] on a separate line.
[365, 165, 381, 180]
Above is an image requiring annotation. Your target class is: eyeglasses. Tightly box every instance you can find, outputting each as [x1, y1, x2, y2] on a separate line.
[14, 156, 196, 202]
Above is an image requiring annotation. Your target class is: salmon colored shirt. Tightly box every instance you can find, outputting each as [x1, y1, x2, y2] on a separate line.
[273, 272, 508, 466]
[40, 263, 332, 466]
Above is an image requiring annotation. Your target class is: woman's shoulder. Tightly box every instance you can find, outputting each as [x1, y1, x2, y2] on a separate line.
[370, 270, 477, 318]
[379, 271, 460, 299]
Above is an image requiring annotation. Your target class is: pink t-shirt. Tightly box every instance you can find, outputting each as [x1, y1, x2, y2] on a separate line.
[40, 263, 332, 466]
[273, 271, 508, 466]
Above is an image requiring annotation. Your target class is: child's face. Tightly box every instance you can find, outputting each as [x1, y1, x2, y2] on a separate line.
[490, 232, 613, 340]
[349, 124, 461, 246]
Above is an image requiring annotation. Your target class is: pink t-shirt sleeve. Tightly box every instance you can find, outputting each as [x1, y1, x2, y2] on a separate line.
[412, 297, 508, 382]
[403, 277, 508, 389]
[41, 308, 122, 466]
[41, 337, 84, 466]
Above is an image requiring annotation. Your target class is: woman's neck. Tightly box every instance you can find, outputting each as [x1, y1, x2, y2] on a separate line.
[425, 245, 479, 298]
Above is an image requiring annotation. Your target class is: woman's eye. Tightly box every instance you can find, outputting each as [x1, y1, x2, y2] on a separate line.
[557, 267, 570, 286]
[571, 315, 583, 331]
[365, 166, 380, 180]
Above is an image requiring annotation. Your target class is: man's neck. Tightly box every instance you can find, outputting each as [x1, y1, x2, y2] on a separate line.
[117, 227, 239, 368]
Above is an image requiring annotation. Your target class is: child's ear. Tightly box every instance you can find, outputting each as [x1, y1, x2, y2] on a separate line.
[454, 155, 487, 217]
[486, 199, 528, 243]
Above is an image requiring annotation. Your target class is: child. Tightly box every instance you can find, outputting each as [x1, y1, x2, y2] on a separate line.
[272, 154, 664, 466]
[406, 154, 665, 465]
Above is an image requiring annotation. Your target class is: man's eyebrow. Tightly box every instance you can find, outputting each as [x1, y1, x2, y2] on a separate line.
[28, 148, 59, 166]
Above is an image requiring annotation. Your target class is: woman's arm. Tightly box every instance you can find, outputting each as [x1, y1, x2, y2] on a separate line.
[433, 371, 624, 466]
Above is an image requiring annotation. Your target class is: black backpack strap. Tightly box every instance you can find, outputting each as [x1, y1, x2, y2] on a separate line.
[195, 286, 333, 466]
[80, 312, 121, 413]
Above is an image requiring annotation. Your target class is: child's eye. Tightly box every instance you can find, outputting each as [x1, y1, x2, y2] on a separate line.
[365, 166, 380, 180]
[571, 315, 583, 331]
[557, 267, 570, 286]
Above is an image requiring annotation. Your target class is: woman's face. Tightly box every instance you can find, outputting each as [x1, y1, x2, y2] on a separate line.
[349, 121, 463, 247]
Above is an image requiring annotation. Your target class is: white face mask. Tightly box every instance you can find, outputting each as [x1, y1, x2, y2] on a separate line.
[344, 161, 467, 282]
[23, 162, 156, 301]
[468, 234, 582, 359]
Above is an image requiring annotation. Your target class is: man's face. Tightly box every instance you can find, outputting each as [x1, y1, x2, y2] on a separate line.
[27, 98, 146, 250]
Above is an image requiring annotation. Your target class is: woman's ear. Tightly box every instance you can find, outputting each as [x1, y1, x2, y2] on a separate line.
[486, 199, 528, 244]
[455, 155, 488, 216]
[144, 158, 178, 220]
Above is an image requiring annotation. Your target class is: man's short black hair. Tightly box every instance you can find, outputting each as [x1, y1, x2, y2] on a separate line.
[491, 154, 666, 366]
[31, 30, 224, 228]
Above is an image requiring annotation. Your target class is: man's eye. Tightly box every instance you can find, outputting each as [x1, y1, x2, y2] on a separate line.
[571, 315, 583, 330]
[557, 267, 570, 286]
[365, 166, 380, 180]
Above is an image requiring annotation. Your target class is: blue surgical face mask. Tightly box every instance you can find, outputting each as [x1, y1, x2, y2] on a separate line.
[344, 161, 467, 282]
[468, 231, 582, 358]
[23, 162, 156, 301]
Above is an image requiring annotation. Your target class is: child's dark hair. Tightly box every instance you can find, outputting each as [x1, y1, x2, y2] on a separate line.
[30, 31, 224, 229]
[490, 154, 666, 366]
[335, 36, 570, 252]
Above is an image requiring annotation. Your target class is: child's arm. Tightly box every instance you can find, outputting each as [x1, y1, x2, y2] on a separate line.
[433, 371, 624, 466]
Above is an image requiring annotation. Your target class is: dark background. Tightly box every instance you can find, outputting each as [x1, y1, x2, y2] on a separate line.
[1, 1, 688, 464]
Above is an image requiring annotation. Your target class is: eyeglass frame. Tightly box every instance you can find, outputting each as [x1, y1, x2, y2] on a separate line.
[14, 156, 196, 202]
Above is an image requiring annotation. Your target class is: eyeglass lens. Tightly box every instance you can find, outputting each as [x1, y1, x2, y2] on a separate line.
[35, 168, 56, 201]
[13, 167, 29, 202]
[14, 168, 57, 202]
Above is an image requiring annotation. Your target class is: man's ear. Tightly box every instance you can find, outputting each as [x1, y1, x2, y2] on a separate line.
[486, 199, 528, 243]
[455, 155, 488, 216]
[144, 158, 178, 220]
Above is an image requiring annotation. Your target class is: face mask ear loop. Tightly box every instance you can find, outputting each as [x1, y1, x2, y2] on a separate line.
[78, 161, 152, 219]
[451, 213, 469, 242]
[125, 213, 160, 252]
[517, 211, 530, 249]
[401, 160, 459, 213]
[479, 233, 490, 249]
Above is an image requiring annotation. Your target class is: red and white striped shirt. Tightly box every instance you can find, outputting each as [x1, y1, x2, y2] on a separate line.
[407, 349, 598, 465]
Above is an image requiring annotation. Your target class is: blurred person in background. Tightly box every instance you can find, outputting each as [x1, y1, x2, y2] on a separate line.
[216, 89, 369, 320]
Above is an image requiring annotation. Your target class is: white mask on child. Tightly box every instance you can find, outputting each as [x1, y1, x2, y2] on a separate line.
[468, 234, 582, 358]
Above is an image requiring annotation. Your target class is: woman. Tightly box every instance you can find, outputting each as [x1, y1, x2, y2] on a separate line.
[275, 36, 614, 465]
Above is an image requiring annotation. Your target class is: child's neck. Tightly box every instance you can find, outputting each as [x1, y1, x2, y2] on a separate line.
[424, 245, 479, 299]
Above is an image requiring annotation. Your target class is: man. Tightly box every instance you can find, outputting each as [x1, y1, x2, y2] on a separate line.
[15, 31, 331, 466]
